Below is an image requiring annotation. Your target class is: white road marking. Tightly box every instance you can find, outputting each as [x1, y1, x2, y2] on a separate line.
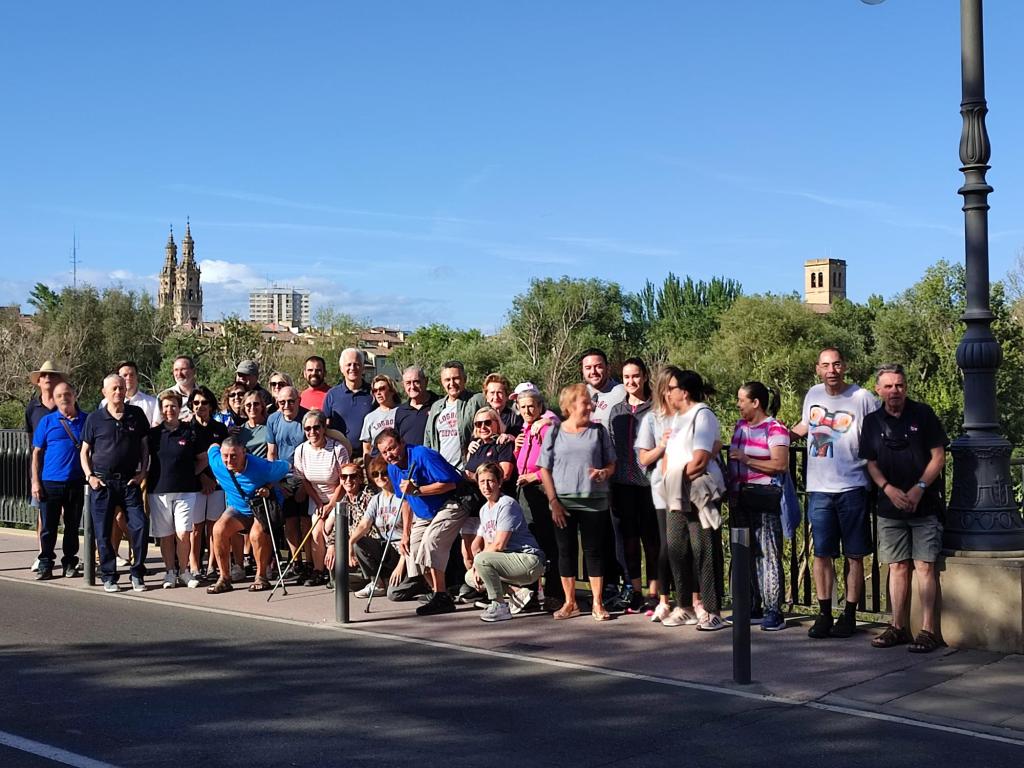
[0, 729, 124, 768]
[4, 572, 1024, 749]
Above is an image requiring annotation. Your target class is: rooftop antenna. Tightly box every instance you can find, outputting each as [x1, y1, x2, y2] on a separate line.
[70, 229, 81, 289]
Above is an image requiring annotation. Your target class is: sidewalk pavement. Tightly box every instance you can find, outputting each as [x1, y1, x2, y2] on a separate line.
[3, 527, 1023, 742]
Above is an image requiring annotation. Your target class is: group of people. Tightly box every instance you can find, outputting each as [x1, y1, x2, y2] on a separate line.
[25, 343, 947, 651]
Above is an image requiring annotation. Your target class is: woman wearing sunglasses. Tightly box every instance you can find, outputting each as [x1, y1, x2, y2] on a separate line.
[360, 375, 401, 457]
[215, 384, 247, 434]
[186, 386, 232, 581]
[239, 391, 270, 458]
[291, 409, 350, 587]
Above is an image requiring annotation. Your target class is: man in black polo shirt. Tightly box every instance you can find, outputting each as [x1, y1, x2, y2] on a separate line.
[393, 365, 439, 446]
[81, 373, 151, 593]
[859, 363, 947, 654]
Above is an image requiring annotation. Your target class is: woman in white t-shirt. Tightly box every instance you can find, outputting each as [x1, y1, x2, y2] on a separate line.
[292, 409, 350, 587]
[659, 368, 726, 631]
[360, 375, 401, 457]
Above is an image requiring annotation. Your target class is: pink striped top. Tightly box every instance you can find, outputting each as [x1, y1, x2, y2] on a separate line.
[729, 417, 790, 489]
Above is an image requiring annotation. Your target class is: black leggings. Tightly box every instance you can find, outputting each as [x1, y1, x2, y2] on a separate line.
[519, 483, 563, 599]
[611, 483, 660, 586]
[553, 499, 608, 580]
[658, 507, 725, 612]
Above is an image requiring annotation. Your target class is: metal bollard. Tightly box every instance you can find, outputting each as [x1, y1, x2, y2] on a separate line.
[82, 483, 95, 586]
[334, 500, 350, 624]
[730, 505, 752, 685]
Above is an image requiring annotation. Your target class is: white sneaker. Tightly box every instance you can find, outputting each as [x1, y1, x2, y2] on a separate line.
[229, 564, 246, 582]
[508, 586, 533, 615]
[162, 570, 177, 589]
[30, 557, 40, 573]
[680, 607, 699, 625]
[480, 601, 512, 622]
[651, 603, 672, 623]
[354, 582, 385, 598]
[662, 607, 690, 627]
[186, 571, 201, 589]
[117, 556, 130, 568]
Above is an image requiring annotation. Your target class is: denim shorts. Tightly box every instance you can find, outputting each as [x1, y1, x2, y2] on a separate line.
[807, 488, 871, 558]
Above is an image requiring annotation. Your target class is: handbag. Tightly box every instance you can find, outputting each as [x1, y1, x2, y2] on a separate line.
[738, 482, 783, 516]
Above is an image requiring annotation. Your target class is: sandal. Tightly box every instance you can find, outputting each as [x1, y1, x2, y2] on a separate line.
[871, 624, 912, 648]
[206, 580, 233, 595]
[908, 629, 942, 654]
[553, 605, 581, 620]
[592, 610, 612, 622]
[248, 578, 271, 592]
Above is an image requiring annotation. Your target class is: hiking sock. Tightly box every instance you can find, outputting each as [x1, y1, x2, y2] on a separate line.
[818, 598, 832, 617]
[844, 600, 858, 620]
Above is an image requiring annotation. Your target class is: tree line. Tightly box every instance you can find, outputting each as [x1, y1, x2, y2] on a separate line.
[3, 261, 1023, 451]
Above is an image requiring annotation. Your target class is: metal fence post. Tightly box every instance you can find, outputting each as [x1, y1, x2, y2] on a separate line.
[82, 483, 95, 586]
[731, 504, 752, 685]
[334, 500, 350, 624]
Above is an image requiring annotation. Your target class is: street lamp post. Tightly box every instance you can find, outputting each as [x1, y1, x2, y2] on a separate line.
[944, 0, 1024, 553]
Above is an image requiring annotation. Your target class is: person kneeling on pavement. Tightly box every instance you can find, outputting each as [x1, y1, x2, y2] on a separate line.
[206, 437, 290, 593]
[468, 462, 546, 623]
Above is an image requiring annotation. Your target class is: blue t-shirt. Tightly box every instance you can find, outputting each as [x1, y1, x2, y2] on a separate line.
[207, 445, 290, 516]
[33, 410, 89, 483]
[385, 444, 462, 521]
[323, 383, 375, 458]
[266, 410, 307, 464]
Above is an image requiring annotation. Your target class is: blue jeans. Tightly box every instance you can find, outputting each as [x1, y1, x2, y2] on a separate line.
[807, 488, 871, 558]
[90, 479, 148, 582]
[38, 480, 84, 571]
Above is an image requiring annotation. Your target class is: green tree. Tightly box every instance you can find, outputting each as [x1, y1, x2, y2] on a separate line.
[391, 324, 510, 391]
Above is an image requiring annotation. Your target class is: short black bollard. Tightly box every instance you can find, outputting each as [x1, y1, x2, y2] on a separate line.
[730, 506, 752, 685]
[82, 483, 95, 586]
[334, 500, 350, 624]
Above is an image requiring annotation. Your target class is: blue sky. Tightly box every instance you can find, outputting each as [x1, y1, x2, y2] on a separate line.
[3, 1, 1023, 331]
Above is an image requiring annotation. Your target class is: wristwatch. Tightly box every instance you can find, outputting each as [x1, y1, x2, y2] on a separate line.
[916, 481, 928, 490]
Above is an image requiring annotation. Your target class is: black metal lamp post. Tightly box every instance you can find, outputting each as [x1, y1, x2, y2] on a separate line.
[866, 0, 1024, 553]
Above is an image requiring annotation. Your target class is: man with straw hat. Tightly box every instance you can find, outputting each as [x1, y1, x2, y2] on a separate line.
[26, 361, 64, 573]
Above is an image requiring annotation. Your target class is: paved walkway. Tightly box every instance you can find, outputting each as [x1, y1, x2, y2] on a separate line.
[3, 528, 1023, 744]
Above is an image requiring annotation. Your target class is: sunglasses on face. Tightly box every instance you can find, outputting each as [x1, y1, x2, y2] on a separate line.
[474, 420, 495, 428]
[303, 424, 324, 433]
[191, 400, 210, 407]
[229, 392, 246, 399]
[371, 471, 388, 479]
[243, 402, 263, 409]
[341, 473, 361, 481]
[269, 381, 285, 388]
[277, 399, 297, 406]
[372, 386, 389, 394]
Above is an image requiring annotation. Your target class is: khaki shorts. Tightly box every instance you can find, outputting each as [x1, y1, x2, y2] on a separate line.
[877, 515, 943, 564]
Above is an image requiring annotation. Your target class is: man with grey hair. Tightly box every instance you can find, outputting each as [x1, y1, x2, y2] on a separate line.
[323, 347, 374, 459]
[80, 374, 151, 592]
[859, 363, 947, 653]
[393, 365, 440, 446]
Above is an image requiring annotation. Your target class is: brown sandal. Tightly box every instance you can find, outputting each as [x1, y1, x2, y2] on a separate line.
[908, 629, 942, 654]
[206, 580, 233, 595]
[871, 624, 912, 648]
[248, 578, 271, 592]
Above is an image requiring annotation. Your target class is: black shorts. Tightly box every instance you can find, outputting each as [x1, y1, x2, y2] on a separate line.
[223, 507, 256, 533]
[281, 495, 306, 520]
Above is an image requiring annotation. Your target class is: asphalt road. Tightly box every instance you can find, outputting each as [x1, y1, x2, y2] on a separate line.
[0, 579, 1019, 768]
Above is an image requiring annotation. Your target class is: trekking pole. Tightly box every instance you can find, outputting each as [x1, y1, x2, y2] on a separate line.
[267, 510, 322, 602]
[365, 462, 415, 614]
[334, 500, 350, 623]
[262, 497, 287, 597]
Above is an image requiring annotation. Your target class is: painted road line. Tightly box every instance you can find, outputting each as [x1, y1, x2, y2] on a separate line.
[0, 729, 124, 768]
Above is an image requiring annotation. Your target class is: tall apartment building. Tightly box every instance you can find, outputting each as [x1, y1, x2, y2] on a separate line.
[249, 287, 310, 329]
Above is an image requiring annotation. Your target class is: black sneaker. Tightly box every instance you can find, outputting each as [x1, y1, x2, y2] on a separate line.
[830, 613, 857, 638]
[35, 569, 53, 581]
[457, 585, 486, 605]
[416, 591, 456, 616]
[807, 613, 834, 639]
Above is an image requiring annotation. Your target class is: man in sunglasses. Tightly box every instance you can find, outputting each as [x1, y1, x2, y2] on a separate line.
[266, 386, 311, 577]
[860, 363, 946, 654]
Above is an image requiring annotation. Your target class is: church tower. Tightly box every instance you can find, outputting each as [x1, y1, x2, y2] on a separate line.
[173, 219, 203, 326]
[157, 227, 177, 314]
[804, 258, 847, 313]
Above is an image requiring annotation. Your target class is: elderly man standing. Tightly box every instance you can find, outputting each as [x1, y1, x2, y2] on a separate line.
[860, 364, 947, 654]
[792, 347, 879, 639]
[101, 361, 161, 427]
[376, 428, 465, 616]
[80, 374, 151, 593]
[393, 366, 439, 446]
[26, 360, 63, 572]
[31, 381, 88, 580]
[170, 355, 198, 421]
[323, 348, 374, 459]
[267, 385, 311, 574]
[204, 436, 291, 593]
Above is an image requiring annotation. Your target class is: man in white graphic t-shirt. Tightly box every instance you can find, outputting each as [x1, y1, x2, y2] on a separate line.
[580, 347, 625, 427]
[792, 347, 879, 640]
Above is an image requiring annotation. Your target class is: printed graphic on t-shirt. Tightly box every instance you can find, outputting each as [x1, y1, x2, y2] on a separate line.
[481, 516, 498, 542]
[437, 408, 458, 439]
[808, 405, 855, 458]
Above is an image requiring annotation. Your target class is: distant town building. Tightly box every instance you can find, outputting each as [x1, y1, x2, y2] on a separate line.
[358, 327, 407, 378]
[157, 222, 204, 327]
[804, 258, 846, 314]
[249, 287, 310, 329]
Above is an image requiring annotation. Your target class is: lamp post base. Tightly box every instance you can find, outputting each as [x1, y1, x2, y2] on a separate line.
[945, 433, 1024, 553]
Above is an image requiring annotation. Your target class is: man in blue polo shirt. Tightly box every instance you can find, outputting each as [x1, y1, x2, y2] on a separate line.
[205, 436, 291, 593]
[376, 427, 464, 616]
[31, 381, 88, 580]
[323, 348, 374, 459]
[80, 373, 151, 593]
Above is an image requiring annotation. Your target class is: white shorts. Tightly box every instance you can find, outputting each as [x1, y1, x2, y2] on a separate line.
[150, 492, 196, 537]
[192, 489, 226, 524]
